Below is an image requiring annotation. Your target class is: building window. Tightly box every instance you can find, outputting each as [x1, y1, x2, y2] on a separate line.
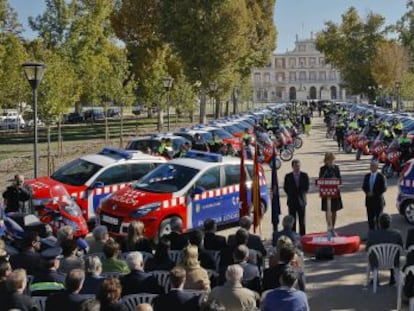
[289, 72, 296, 82]
[276, 59, 285, 69]
[289, 58, 296, 68]
[264, 73, 270, 83]
[319, 57, 325, 66]
[299, 71, 306, 81]
[299, 57, 306, 67]
[263, 89, 268, 99]
[254, 73, 261, 82]
[319, 71, 326, 81]
[309, 57, 316, 67]
[309, 71, 316, 81]
[329, 71, 336, 80]
[298, 44, 306, 52]
[276, 73, 285, 82]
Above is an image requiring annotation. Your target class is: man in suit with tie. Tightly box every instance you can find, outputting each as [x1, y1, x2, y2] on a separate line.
[362, 160, 387, 230]
[283, 159, 310, 235]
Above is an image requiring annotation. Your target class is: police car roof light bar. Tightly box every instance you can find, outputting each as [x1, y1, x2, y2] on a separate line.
[185, 150, 222, 162]
[100, 147, 133, 159]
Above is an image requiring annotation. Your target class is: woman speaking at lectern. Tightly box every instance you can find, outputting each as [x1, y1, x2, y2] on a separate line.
[319, 152, 343, 236]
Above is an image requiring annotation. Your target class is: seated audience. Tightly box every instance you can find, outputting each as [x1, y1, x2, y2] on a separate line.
[0, 259, 12, 293]
[101, 240, 130, 274]
[97, 278, 128, 311]
[261, 265, 309, 311]
[203, 219, 227, 251]
[80, 299, 101, 311]
[272, 215, 302, 249]
[136, 303, 154, 311]
[164, 217, 189, 250]
[80, 255, 104, 295]
[145, 238, 175, 272]
[10, 231, 42, 275]
[179, 245, 210, 292]
[263, 243, 296, 291]
[120, 251, 163, 296]
[87, 225, 111, 254]
[121, 221, 153, 254]
[58, 239, 85, 274]
[153, 266, 202, 311]
[208, 264, 258, 311]
[46, 269, 87, 311]
[233, 245, 261, 293]
[4, 269, 34, 311]
[188, 229, 216, 270]
[228, 216, 266, 257]
[366, 213, 403, 285]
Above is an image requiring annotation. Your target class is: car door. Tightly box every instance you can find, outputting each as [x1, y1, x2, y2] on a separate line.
[222, 164, 244, 224]
[190, 166, 223, 228]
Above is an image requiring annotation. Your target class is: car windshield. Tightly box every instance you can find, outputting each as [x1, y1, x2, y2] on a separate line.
[133, 164, 199, 193]
[208, 129, 233, 139]
[223, 124, 241, 134]
[51, 158, 102, 186]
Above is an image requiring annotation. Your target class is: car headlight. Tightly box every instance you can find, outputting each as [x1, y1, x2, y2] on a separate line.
[130, 202, 161, 218]
[62, 202, 82, 217]
[63, 218, 80, 230]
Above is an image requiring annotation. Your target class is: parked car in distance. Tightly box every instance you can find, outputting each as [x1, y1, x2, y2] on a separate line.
[132, 105, 142, 115]
[0, 115, 26, 129]
[106, 107, 121, 118]
[84, 108, 105, 121]
[27, 118, 45, 127]
[64, 112, 84, 124]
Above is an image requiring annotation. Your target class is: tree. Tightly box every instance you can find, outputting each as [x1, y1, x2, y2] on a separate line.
[393, 0, 414, 67]
[316, 7, 386, 94]
[0, 0, 22, 35]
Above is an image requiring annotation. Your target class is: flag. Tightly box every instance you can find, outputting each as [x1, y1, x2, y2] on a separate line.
[239, 142, 249, 218]
[252, 143, 262, 232]
[271, 146, 281, 230]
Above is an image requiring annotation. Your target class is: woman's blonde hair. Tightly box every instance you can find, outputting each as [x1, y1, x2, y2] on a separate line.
[182, 245, 199, 268]
[324, 152, 335, 164]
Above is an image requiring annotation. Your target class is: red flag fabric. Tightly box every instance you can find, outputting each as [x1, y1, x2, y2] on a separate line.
[252, 143, 262, 232]
[239, 142, 249, 218]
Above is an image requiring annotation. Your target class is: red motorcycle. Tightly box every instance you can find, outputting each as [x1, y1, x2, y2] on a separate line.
[355, 135, 372, 160]
[370, 133, 387, 163]
[381, 149, 403, 178]
[344, 130, 359, 154]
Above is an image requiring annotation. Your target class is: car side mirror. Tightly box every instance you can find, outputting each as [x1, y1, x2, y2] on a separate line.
[91, 181, 105, 189]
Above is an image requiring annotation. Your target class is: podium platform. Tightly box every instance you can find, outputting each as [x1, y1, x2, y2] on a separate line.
[301, 232, 361, 255]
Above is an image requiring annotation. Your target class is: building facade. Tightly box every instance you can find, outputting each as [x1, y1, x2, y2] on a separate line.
[252, 36, 345, 103]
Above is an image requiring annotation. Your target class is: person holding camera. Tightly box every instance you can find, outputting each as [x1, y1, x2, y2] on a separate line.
[2, 174, 32, 213]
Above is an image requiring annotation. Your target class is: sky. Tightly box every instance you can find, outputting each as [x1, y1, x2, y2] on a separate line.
[8, 0, 410, 52]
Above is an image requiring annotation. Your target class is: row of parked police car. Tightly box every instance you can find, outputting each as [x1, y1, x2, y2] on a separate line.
[22, 104, 299, 241]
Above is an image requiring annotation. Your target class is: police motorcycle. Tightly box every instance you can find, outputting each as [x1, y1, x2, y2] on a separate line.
[35, 184, 88, 238]
[381, 137, 403, 178]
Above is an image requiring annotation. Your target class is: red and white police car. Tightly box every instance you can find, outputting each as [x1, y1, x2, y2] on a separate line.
[97, 150, 269, 239]
[27, 147, 166, 223]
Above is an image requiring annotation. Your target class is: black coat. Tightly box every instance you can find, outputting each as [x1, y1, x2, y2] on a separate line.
[362, 172, 387, 209]
[319, 164, 343, 211]
[79, 275, 104, 295]
[153, 289, 201, 311]
[164, 232, 189, 251]
[228, 233, 267, 257]
[4, 293, 35, 311]
[283, 171, 309, 208]
[10, 250, 43, 276]
[120, 270, 164, 296]
[45, 291, 86, 311]
[2, 184, 31, 213]
[204, 232, 227, 251]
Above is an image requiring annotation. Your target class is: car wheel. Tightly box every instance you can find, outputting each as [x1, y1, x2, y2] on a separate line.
[158, 216, 181, 238]
[403, 200, 414, 224]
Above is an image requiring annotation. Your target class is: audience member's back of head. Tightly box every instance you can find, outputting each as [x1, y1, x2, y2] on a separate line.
[80, 299, 101, 311]
[61, 239, 78, 257]
[170, 217, 183, 233]
[235, 228, 249, 246]
[276, 235, 293, 253]
[201, 300, 226, 311]
[379, 213, 392, 229]
[136, 303, 154, 311]
[85, 255, 102, 276]
[279, 265, 298, 288]
[203, 219, 217, 233]
[93, 225, 108, 242]
[233, 245, 249, 263]
[189, 230, 204, 247]
[239, 216, 252, 231]
[126, 251, 144, 271]
[170, 266, 186, 289]
[225, 264, 243, 284]
[282, 215, 295, 230]
[6, 268, 26, 293]
[21, 231, 39, 249]
[103, 240, 120, 259]
[278, 244, 296, 264]
[66, 268, 85, 293]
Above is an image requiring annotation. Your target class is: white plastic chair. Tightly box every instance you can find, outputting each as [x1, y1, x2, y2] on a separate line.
[366, 243, 403, 295]
[168, 250, 183, 264]
[151, 270, 170, 293]
[32, 296, 47, 311]
[121, 293, 158, 311]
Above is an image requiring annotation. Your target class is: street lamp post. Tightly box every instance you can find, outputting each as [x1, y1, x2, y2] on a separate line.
[209, 82, 217, 119]
[163, 76, 173, 131]
[22, 62, 46, 178]
[395, 81, 401, 111]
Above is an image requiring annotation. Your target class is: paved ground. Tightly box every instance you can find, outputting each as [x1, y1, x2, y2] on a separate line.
[221, 115, 410, 310]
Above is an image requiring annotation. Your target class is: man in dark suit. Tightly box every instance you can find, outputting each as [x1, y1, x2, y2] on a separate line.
[188, 230, 216, 270]
[362, 160, 387, 230]
[227, 216, 266, 257]
[283, 159, 310, 235]
[164, 217, 189, 250]
[120, 251, 163, 296]
[272, 215, 301, 249]
[366, 213, 403, 285]
[45, 269, 87, 311]
[153, 266, 202, 311]
[263, 244, 296, 291]
[3, 269, 35, 311]
[10, 231, 43, 276]
[203, 218, 227, 251]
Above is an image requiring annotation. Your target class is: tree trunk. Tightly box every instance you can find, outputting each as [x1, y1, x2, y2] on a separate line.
[215, 95, 221, 119]
[199, 89, 207, 124]
[225, 100, 230, 117]
[119, 105, 124, 148]
[47, 125, 51, 176]
[157, 102, 164, 131]
[232, 88, 238, 115]
[58, 120, 63, 157]
[105, 102, 109, 144]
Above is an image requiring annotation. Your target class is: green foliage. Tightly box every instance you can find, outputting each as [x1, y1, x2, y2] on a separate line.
[393, 0, 414, 68]
[315, 7, 386, 94]
[0, 0, 22, 35]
